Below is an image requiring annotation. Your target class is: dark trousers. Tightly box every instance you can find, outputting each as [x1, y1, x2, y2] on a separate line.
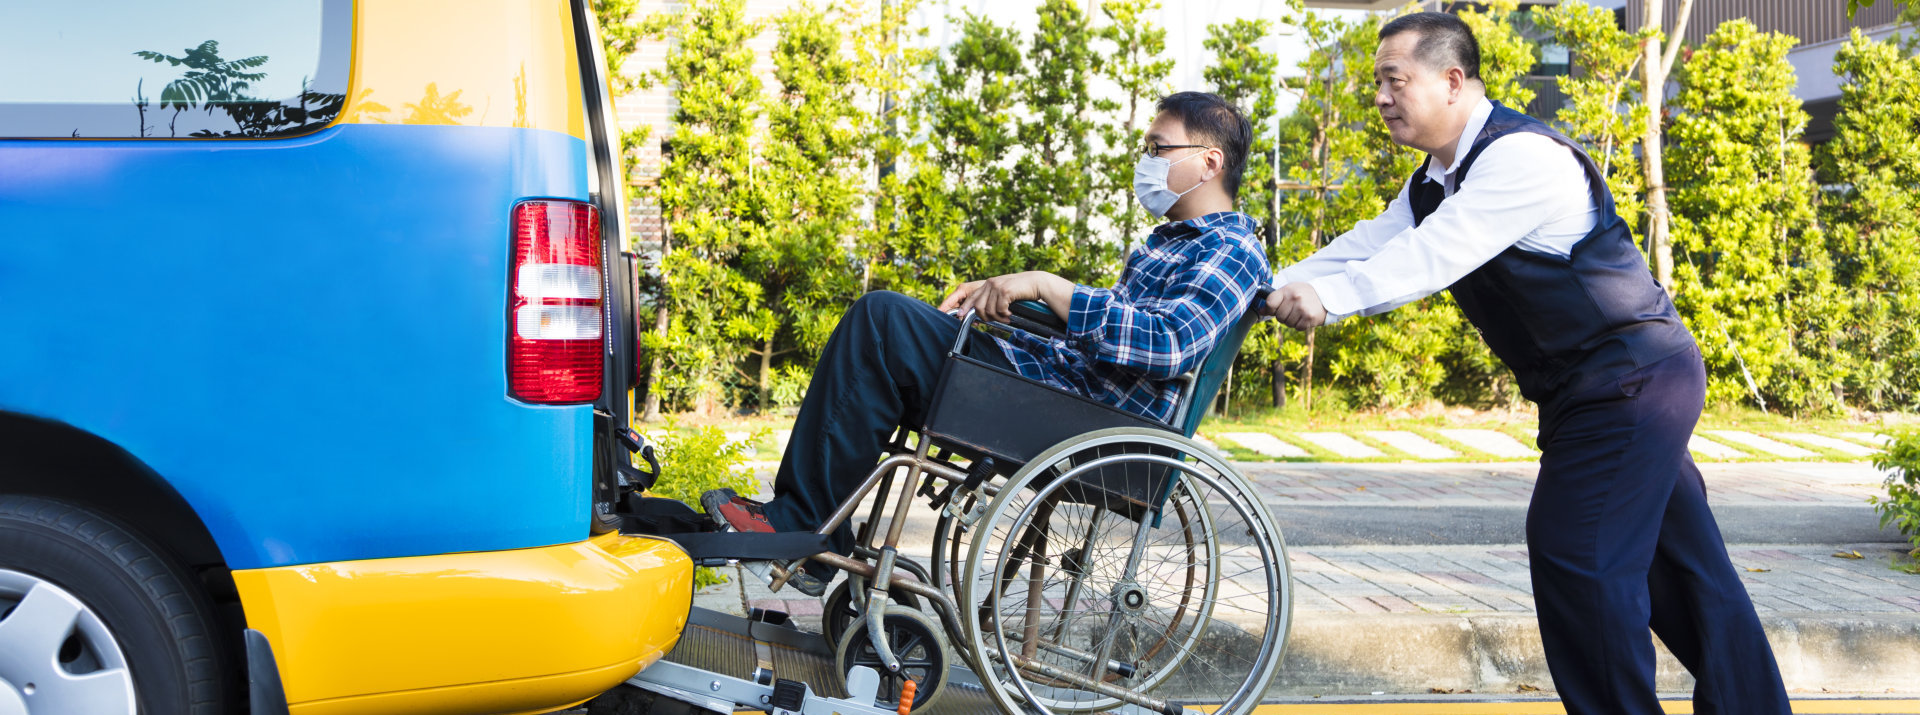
[1529, 346, 1788, 714]
[760, 291, 1014, 566]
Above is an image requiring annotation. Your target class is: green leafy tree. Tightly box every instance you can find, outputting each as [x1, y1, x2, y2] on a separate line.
[1638, 0, 1697, 292]
[869, 13, 1029, 303]
[1257, 13, 1389, 410]
[641, 0, 768, 413]
[741, 3, 871, 409]
[1202, 17, 1292, 411]
[1818, 30, 1920, 410]
[1091, 0, 1174, 256]
[1019, 0, 1111, 285]
[1457, 0, 1537, 111]
[1202, 19, 1281, 241]
[1668, 19, 1836, 414]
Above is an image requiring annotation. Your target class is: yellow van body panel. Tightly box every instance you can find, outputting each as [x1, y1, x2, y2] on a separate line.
[340, 0, 588, 140]
[234, 533, 692, 715]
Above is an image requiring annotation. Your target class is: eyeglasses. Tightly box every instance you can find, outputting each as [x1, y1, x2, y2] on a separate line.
[1141, 142, 1212, 160]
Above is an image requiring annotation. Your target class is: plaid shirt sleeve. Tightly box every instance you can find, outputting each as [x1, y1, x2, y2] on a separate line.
[1063, 233, 1268, 381]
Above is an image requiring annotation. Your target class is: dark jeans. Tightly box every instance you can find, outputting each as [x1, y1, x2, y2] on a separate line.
[760, 291, 1013, 569]
[1529, 346, 1788, 714]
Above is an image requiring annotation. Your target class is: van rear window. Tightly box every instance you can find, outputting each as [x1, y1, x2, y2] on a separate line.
[0, 0, 350, 139]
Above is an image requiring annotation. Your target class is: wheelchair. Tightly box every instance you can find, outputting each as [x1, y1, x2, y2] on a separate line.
[750, 298, 1294, 715]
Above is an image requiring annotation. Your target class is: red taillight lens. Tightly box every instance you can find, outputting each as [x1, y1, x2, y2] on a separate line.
[509, 200, 603, 403]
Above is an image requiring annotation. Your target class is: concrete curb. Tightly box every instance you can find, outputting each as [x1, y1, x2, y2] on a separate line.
[1273, 611, 1920, 696]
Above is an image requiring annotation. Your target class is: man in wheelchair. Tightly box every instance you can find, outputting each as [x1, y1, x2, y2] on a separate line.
[700, 91, 1274, 597]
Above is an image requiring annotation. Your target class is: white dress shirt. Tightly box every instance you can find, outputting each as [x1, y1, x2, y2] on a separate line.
[1278, 98, 1599, 324]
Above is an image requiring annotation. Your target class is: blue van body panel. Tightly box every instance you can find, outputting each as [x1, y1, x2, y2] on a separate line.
[0, 123, 596, 569]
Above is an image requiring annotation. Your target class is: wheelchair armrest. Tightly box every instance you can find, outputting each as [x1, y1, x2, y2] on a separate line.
[1009, 299, 1067, 339]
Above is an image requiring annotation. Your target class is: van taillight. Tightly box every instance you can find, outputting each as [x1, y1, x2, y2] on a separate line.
[509, 200, 603, 403]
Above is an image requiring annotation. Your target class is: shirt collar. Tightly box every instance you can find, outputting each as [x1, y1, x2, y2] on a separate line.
[1423, 97, 1494, 187]
[1153, 211, 1256, 241]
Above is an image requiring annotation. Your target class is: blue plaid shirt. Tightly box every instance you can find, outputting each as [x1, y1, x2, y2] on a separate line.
[992, 211, 1272, 423]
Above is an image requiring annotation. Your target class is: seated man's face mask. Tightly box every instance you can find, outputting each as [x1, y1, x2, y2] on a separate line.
[1133, 146, 1213, 218]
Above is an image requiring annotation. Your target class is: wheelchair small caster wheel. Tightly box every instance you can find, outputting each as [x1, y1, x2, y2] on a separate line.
[835, 607, 949, 711]
[822, 576, 921, 647]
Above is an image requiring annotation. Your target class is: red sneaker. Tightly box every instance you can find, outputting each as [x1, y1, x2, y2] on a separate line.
[700, 488, 775, 534]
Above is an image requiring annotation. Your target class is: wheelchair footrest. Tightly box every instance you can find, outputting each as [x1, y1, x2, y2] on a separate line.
[655, 531, 831, 564]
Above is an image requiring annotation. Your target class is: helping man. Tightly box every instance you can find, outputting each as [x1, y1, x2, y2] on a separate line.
[1265, 12, 1789, 714]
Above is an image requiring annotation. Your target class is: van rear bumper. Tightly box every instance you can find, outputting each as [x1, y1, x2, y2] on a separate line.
[233, 532, 693, 715]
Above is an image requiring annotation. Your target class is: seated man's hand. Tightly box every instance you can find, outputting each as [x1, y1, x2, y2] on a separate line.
[938, 271, 1074, 323]
[1262, 282, 1327, 331]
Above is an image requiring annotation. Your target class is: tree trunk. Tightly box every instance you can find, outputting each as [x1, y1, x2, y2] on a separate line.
[1641, 0, 1694, 296]
[1641, 27, 1673, 293]
[1303, 328, 1316, 415]
[758, 337, 774, 412]
[1270, 360, 1286, 409]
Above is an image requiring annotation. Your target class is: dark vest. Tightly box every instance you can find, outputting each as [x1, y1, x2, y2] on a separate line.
[1415, 102, 1694, 406]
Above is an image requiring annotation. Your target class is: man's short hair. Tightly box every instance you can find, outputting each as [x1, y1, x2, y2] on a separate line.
[1378, 12, 1482, 81]
[1155, 91, 1253, 199]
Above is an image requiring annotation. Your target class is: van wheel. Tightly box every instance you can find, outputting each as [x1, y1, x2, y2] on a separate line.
[0, 496, 230, 715]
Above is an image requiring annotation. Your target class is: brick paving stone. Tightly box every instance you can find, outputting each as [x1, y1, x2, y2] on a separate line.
[1362, 430, 1459, 459]
[1688, 434, 1747, 459]
[1369, 595, 1421, 613]
[1436, 429, 1538, 458]
[1333, 596, 1389, 613]
[1772, 432, 1879, 457]
[1288, 544, 1915, 615]
[1218, 432, 1310, 458]
[1294, 432, 1385, 458]
[1703, 430, 1818, 458]
[1840, 432, 1890, 447]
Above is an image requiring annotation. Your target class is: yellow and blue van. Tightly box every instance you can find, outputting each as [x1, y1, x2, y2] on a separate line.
[0, 1, 690, 713]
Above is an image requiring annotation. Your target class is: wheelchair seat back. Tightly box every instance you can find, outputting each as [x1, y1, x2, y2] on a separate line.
[1172, 298, 1264, 437]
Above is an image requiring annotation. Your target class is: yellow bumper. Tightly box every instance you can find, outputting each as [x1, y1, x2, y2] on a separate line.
[233, 532, 693, 715]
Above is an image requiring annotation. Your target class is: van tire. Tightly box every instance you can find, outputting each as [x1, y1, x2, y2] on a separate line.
[0, 496, 231, 715]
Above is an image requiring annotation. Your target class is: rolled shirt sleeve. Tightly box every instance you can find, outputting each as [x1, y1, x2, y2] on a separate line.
[1295, 133, 1585, 324]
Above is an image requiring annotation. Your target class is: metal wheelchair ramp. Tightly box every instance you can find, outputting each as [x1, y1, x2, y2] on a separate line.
[650, 607, 997, 714]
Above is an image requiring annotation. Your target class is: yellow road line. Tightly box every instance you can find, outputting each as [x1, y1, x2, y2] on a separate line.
[1236, 700, 1920, 714]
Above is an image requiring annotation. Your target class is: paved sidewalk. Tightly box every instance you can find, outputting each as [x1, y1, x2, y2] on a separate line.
[1287, 543, 1920, 616]
[1237, 461, 1887, 506]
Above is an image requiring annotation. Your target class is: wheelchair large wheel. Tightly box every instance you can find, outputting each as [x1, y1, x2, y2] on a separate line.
[959, 427, 1291, 715]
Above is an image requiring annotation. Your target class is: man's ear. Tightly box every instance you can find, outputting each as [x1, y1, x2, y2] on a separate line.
[1207, 147, 1226, 181]
[1448, 66, 1466, 102]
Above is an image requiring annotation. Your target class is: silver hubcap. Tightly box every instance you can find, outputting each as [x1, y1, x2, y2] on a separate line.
[0, 570, 136, 715]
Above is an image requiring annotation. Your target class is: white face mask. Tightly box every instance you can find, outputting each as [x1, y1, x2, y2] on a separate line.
[1133, 148, 1210, 218]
